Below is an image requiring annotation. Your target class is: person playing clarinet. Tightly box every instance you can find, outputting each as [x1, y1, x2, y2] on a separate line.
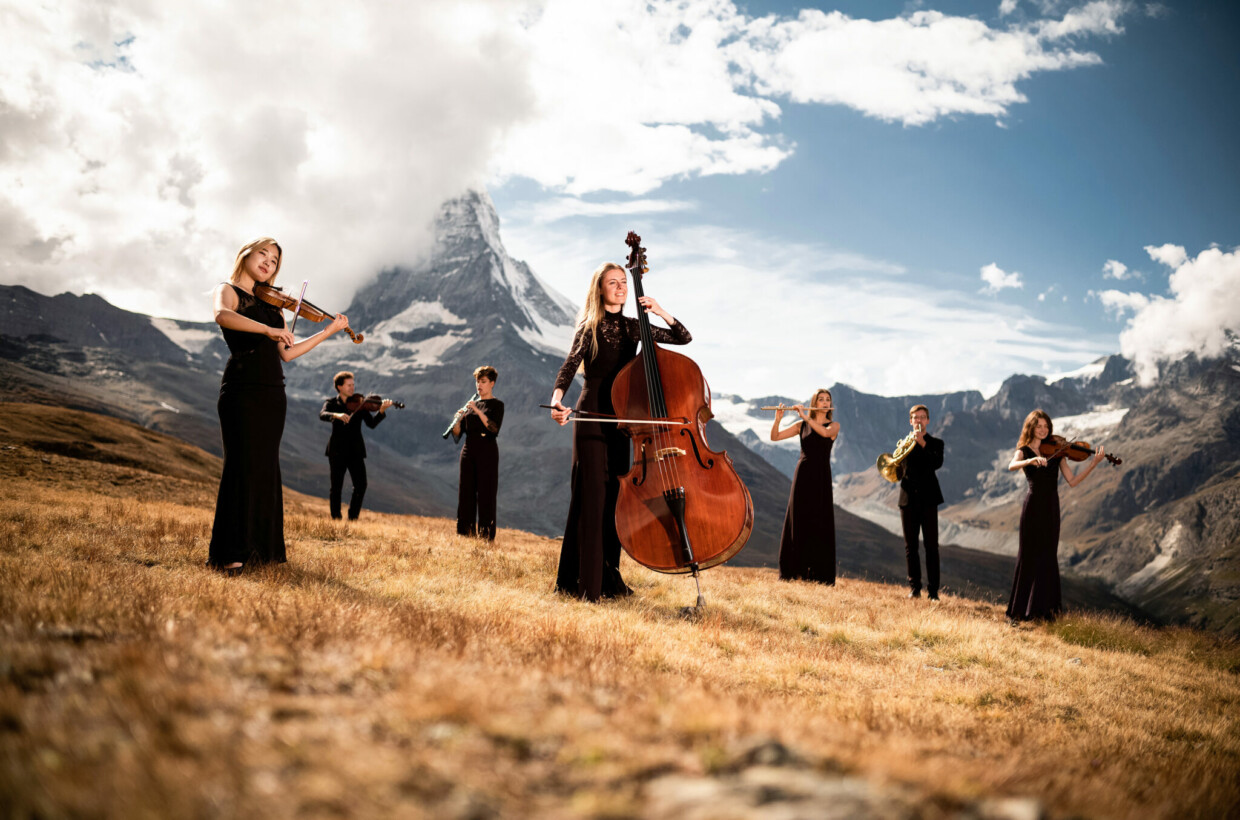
[452, 365, 504, 540]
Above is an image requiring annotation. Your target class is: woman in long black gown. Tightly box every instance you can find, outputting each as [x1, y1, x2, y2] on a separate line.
[548, 262, 692, 601]
[771, 389, 840, 584]
[1005, 409, 1106, 622]
[208, 237, 349, 573]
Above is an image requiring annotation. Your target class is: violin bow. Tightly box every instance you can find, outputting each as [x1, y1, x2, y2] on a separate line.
[286, 280, 309, 348]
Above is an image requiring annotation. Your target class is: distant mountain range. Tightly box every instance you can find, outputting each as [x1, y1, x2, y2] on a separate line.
[3, 189, 1234, 632]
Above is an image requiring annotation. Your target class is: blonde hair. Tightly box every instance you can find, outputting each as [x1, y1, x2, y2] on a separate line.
[808, 388, 833, 422]
[909, 404, 929, 419]
[229, 237, 283, 286]
[1017, 409, 1053, 449]
[576, 262, 626, 362]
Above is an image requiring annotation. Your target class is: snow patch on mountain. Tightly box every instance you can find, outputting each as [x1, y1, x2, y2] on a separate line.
[365, 332, 471, 376]
[516, 311, 576, 356]
[1053, 405, 1129, 438]
[1048, 359, 1106, 383]
[710, 393, 799, 453]
[1117, 522, 1183, 596]
[150, 317, 217, 355]
[369, 300, 466, 340]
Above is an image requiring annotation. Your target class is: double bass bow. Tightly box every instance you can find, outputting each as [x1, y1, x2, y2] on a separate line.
[610, 231, 754, 612]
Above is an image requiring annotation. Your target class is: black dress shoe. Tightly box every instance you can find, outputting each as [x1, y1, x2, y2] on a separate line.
[907, 589, 921, 599]
[927, 591, 940, 601]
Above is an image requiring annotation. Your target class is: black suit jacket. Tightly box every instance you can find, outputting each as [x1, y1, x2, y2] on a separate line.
[320, 395, 385, 459]
[898, 433, 944, 508]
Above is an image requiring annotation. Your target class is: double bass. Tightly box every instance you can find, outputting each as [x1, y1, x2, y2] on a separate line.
[611, 232, 754, 610]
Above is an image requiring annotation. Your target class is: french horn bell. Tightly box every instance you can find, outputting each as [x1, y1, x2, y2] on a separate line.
[876, 425, 921, 483]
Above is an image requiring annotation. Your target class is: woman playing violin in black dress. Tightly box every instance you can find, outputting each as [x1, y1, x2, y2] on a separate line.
[1005, 409, 1106, 622]
[208, 237, 349, 573]
[548, 262, 691, 601]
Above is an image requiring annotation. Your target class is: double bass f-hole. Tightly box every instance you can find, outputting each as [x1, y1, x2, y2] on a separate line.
[679, 427, 714, 470]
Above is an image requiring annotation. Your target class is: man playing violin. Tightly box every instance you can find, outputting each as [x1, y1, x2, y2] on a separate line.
[898, 404, 945, 601]
[320, 370, 392, 521]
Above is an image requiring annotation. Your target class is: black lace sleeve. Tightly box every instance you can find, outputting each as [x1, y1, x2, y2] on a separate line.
[553, 325, 589, 394]
[484, 400, 504, 434]
[622, 316, 691, 345]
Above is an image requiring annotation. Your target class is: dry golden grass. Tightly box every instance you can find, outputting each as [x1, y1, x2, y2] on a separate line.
[1, 442, 1238, 819]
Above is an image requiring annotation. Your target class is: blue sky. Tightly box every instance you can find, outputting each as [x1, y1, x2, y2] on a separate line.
[3, 0, 1238, 397]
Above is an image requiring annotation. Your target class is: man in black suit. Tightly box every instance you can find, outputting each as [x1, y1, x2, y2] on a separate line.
[898, 404, 944, 600]
[320, 371, 391, 520]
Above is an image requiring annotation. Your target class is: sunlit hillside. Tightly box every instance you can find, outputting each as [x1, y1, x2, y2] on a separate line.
[1, 408, 1238, 819]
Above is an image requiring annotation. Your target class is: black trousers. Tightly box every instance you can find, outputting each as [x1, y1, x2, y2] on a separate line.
[900, 502, 940, 593]
[457, 437, 498, 539]
[329, 453, 367, 520]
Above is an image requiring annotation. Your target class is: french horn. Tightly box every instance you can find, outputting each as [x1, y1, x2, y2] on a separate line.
[876, 425, 921, 483]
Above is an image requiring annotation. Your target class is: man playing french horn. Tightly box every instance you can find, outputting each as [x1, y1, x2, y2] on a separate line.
[895, 405, 944, 600]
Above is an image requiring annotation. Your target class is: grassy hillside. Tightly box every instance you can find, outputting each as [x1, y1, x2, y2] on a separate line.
[1, 410, 1238, 819]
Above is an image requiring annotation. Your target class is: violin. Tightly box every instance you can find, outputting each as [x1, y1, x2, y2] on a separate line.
[1039, 434, 1122, 466]
[610, 231, 754, 611]
[345, 393, 404, 413]
[253, 283, 364, 344]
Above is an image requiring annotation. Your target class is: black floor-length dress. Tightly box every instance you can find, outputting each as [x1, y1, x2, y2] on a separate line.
[207, 284, 287, 568]
[455, 398, 504, 540]
[553, 311, 691, 601]
[778, 420, 836, 583]
[1006, 445, 1064, 621]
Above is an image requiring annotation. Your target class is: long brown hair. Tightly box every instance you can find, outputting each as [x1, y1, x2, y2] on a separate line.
[229, 237, 283, 286]
[576, 262, 626, 362]
[808, 388, 833, 422]
[1017, 409, 1053, 449]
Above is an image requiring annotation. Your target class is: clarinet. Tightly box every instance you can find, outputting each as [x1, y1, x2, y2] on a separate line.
[441, 393, 480, 439]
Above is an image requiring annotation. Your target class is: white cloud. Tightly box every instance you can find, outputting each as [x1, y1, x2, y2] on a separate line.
[0, 0, 535, 319]
[492, 0, 1135, 193]
[501, 218, 1110, 397]
[1000, 0, 1021, 16]
[1035, 0, 1129, 39]
[1, 0, 1140, 320]
[1145, 243, 1188, 268]
[513, 198, 698, 224]
[980, 262, 1024, 293]
[1103, 259, 1133, 279]
[1104, 246, 1240, 383]
[733, 4, 1123, 128]
[1094, 288, 1149, 316]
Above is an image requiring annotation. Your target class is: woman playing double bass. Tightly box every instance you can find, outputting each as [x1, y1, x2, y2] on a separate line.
[548, 262, 692, 601]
